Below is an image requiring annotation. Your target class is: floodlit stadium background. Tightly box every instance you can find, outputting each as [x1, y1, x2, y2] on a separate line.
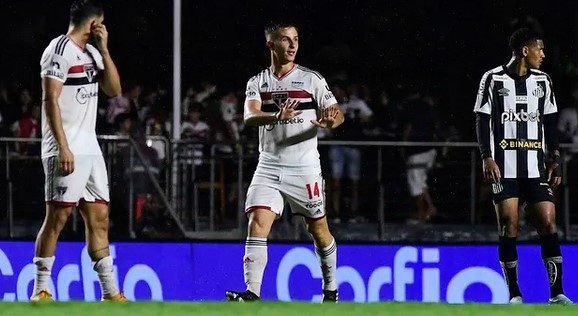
[1, 0, 578, 303]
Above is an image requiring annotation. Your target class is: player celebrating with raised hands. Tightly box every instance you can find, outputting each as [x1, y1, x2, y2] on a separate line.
[226, 21, 344, 302]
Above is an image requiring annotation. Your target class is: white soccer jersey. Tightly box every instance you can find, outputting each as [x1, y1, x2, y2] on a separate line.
[245, 64, 338, 173]
[474, 65, 558, 179]
[40, 35, 105, 158]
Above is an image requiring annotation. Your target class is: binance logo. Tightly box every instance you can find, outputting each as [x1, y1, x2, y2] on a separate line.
[500, 139, 542, 150]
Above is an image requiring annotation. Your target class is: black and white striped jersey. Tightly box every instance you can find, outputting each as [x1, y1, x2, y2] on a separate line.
[474, 65, 558, 179]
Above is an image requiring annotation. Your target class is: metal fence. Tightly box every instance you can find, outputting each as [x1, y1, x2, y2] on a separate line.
[1, 137, 577, 241]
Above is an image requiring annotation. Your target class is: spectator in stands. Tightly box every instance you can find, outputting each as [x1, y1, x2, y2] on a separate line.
[12, 104, 41, 155]
[402, 92, 440, 223]
[329, 82, 373, 223]
[182, 103, 210, 166]
[107, 81, 141, 125]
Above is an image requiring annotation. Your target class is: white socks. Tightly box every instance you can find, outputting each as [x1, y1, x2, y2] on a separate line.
[33, 256, 55, 295]
[93, 256, 120, 297]
[244, 237, 267, 297]
[315, 239, 337, 291]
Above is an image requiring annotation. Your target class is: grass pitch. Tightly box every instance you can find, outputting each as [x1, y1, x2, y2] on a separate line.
[0, 302, 577, 316]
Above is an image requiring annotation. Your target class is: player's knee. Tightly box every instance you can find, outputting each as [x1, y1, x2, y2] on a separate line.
[248, 215, 272, 236]
[538, 220, 557, 236]
[499, 218, 519, 236]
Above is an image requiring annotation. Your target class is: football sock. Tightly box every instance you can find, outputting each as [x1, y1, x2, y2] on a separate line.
[498, 236, 522, 298]
[93, 256, 120, 297]
[315, 238, 337, 291]
[540, 233, 564, 297]
[33, 256, 55, 295]
[244, 237, 267, 297]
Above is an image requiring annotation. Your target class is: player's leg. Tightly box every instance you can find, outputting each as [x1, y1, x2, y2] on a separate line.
[285, 173, 338, 302]
[31, 156, 87, 301]
[227, 175, 283, 301]
[80, 155, 126, 301]
[524, 179, 571, 304]
[494, 191, 523, 302]
[32, 202, 74, 300]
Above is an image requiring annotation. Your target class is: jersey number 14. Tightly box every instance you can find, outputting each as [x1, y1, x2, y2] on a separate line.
[306, 182, 320, 200]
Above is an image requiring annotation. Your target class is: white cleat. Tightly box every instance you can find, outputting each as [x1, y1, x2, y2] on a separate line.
[548, 294, 572, 305]
[509, 296, 523, 304]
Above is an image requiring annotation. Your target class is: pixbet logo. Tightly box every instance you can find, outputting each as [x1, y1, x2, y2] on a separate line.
[276, 246, 508, 303]
[501, 109, 540, 124]
[0, 245, 163, 301]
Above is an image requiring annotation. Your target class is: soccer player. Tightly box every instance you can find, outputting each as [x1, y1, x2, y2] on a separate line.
[31, 0, 127, 302]
[226, 21, 344, 302]
[474, 28, 572, 305]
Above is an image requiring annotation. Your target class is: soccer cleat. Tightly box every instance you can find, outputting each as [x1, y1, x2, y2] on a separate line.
[548, 294, 572, 305]
[102, 292, 129, 302]
[30, 290, 54, 302]
[509, 296, 523, 304]
[225, 290, 260, 302]
[322, 290, 338, 303]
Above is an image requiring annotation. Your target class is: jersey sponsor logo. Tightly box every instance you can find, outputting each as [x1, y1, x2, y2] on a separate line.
[265, 117, 305, 131]
[313, 209, 323, 216]
[532, 86, 545, 98]
[246, 91, 256, 97]
[499, 139, 542, 150]
[291, 81, 304, 89]
[515, 96, 528, 102]
[305, 200, 323, 209]
[52, 61, 61, 70]
[75, 87, 98, 105]
[498, 88, 510, 96]
[546, 260, 558, 286]
[324, 92, 334, 101]
[261, 82, 269, 89]
[501, 109, 540, 124]
[46, 70, 64, 80]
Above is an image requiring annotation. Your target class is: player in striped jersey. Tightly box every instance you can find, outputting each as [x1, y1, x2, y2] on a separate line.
[226, 21, 344, 302]
[31, 0, 126, 302]
[474, 28, 571, 305]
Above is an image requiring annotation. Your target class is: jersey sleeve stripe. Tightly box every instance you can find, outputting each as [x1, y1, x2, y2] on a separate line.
[54, 36, 66, 55]
[55, 38, 70, 56]
[296, 65, 322, 80]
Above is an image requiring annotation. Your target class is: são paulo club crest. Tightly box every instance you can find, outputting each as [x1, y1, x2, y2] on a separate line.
[84, 64, 96, 82]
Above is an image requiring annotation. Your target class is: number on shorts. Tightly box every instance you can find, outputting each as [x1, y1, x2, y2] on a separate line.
[306, 182, 320, 200]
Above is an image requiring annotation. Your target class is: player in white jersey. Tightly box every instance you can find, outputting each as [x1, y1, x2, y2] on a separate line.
[226, 21, 344, 302]
[31, 0, 127, 302]
[475, 28, 571, 305]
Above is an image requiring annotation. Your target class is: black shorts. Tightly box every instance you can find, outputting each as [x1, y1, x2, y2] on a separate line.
[491, 178, 555, 204]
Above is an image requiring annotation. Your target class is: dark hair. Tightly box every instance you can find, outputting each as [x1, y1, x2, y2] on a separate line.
[264, 21, 298, 40]
[70, 0, 104, 26]
[509, 28, 540, 57]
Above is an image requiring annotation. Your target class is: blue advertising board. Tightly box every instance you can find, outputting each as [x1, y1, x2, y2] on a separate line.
[0, 242, 576, 303]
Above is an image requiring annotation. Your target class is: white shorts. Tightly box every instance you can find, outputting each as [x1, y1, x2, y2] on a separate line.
[406, 149, 436, 197]
[43, 154, 110, 206]
[245, 169, 326, 219]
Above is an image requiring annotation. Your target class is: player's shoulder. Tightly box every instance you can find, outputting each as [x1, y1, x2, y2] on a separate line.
[482, 65, 506, 78]
[247, 68, 269, 84]
[529, 68, 553, 82]
[295, 64, 325, 81]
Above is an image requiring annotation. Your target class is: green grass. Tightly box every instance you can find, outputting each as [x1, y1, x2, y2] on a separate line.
[0, 302, 577, 316]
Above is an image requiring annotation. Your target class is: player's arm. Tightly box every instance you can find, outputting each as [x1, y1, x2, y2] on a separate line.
[93, 23, 121, 97]
[244, 98, 302, 127]
[543, 76, 561, 187]
[474, 71, 500, 183]
[43, 78, 74, 175]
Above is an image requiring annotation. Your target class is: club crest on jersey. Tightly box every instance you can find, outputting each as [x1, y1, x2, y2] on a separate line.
[84, 64, 96, 82]
[272, 92, 288, 107]
[533, 86, 545, 98]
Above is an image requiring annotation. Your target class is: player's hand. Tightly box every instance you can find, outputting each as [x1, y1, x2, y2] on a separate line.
[311, 105, 339, 129]
[275, 99, 302, 121]
[91, 23, 109, 52]
[547, 162, 562, 189]
[483, 157, 501, 183]
[58, 147, 75, 176]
